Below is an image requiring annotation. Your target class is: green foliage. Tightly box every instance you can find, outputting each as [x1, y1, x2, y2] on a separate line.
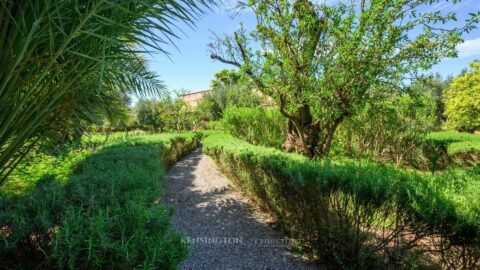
[428, 131, 480, 143]
[444, 62, 480, 133]
[335, 92, 437, 168]
[221, 107, 286, 148]
[410, 73, 452, 125]
[195, 69, 263, 122]
[427, 131, 480, 166]
[135, 99, 162, 131]
[211, 69, 243, 88]
[134, 97, 196, 132]
[0, 133, 201, 269]
[0, 0, 213, 182]
[196, 96, 223, 122]
[2, 148, 93, 197]
[203, 132, 480, 269]
[157, 98, 197, 132]
[205, 121, 223, 131]
[210, 0, 479, 157]
[448, 141, 480, 155]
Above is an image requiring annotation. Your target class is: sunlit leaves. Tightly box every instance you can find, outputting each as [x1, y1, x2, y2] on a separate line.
[444, 62, 480, 132]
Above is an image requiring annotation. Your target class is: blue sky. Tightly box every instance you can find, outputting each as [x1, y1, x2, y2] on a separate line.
[145, 0, 480, 93]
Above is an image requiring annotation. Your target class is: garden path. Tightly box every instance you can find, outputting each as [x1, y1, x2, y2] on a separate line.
[162, 147, 318, 270]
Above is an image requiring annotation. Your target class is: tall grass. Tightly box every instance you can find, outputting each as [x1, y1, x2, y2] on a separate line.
[0, 132, 201, 269]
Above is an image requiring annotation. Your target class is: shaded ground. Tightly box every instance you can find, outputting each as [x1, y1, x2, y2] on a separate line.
[162, 147, 318, 270]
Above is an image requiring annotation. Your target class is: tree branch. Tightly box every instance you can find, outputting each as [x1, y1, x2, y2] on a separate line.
[278, 93, 296, 121]
[210, 53, 241, 67]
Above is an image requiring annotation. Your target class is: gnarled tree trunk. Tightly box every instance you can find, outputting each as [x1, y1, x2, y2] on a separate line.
[282, 105, 319, 158]
[282, 105, 345, 158]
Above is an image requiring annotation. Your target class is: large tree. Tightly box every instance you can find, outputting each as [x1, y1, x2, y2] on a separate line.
[210, 0, 479, 158]
[444, 62, 480, 133]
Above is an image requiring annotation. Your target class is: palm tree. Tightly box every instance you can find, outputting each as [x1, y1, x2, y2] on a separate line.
[0, 0, 214, 183]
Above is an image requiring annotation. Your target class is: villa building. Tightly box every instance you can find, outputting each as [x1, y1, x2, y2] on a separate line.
[181, 89, 275, 108]
[180, 90, 211, 107]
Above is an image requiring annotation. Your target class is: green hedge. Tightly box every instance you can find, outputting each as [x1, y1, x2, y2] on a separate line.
[203, 132, 480, 269]
[0, 133, 201, 269]
[427, 131, 480, 154]
[427, 131, 480, 166]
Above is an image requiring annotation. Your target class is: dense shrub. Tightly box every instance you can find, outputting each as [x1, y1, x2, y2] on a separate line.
[203, 132, 480, 269]
[0, 133, 201, 269]
[204, 120, 223, 131]
[221, 107, 287, 149]
[444, 62, 480, 133]
[334, 94, 438, 169]
[194, 69, 263, 123]
[133, 98, 197, 132]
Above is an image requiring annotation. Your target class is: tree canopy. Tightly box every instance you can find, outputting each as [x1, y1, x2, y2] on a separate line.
[410, 73, 452, 126]
[210, 0, 479, 158]
[196, 69, 262, 121]
[444, 62, 480, 133]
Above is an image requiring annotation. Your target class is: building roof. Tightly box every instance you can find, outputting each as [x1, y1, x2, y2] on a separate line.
[179, 89, 211, 97]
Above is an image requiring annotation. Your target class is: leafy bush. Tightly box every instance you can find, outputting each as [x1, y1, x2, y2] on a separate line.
[195, 69, 263, 122]
[203, 132, 480, 269]
[221, 107, 286, 149]
[444, 62, 480, 133]
[205, 121, 223, 131]
[0, 133, 201, 269]
[133, 98, 197, 132]
[334, 93, 438, 169]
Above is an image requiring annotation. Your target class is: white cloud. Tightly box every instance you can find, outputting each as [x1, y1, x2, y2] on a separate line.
[457, 37, 480, 58]
[432, 1, 451, 11]
[431, 0, 474, 12]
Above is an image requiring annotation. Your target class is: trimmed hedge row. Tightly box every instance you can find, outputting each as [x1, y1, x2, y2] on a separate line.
[427, 131, 480, 166]
[0, 132, 201, 269]
[203, 132, 480, 269]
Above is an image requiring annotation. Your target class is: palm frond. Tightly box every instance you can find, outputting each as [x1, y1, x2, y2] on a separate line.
[0, 0, 215, 183]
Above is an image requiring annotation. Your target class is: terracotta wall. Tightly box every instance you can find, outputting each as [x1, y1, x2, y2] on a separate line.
[181, 91, 210, 107]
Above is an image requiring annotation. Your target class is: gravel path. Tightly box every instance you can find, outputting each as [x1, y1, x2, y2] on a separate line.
[162, 147, 318, 270]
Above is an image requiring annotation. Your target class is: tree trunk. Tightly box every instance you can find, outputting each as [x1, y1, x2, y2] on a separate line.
[282, 105, 319, 158]
[281, 105, 344, 158]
